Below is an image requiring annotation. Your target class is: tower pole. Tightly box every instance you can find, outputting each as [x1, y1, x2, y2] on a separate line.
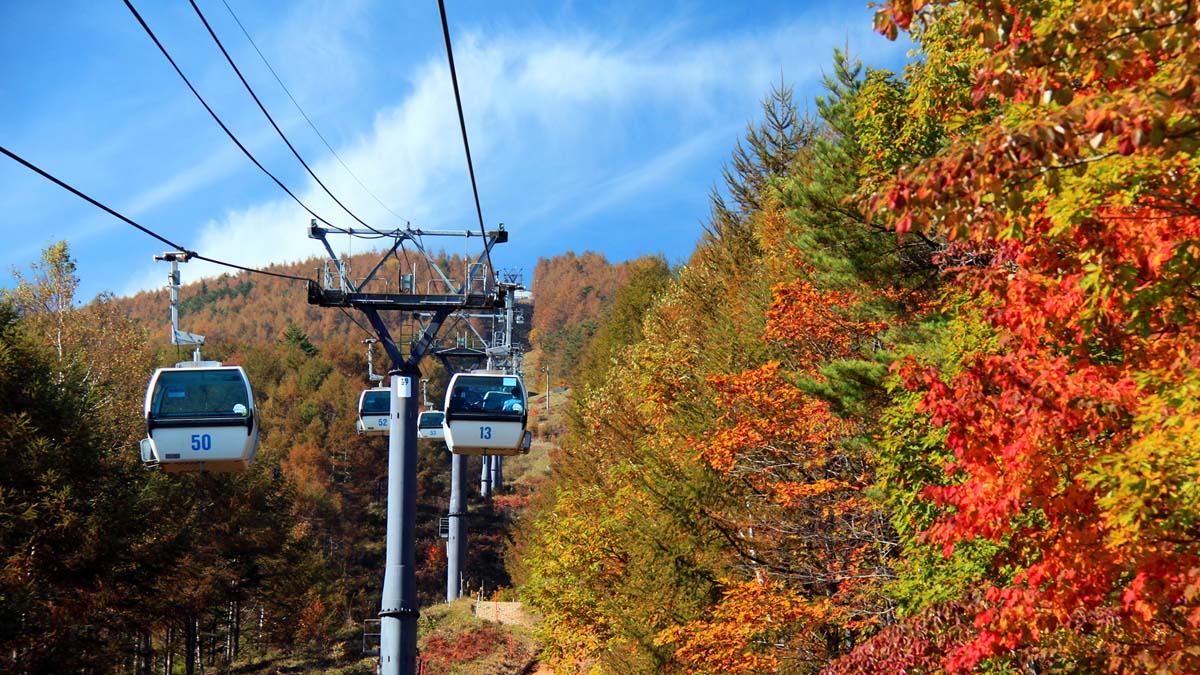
[480, 455, 493, 498]
[491, 455, 503, 494]
[378, 368, 419, 674]
[446, 452, 467, 601]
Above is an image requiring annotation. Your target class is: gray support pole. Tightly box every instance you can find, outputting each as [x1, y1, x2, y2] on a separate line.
[480, 455, 492, 498]
[379, 371, 418, 675]
[155, 252, 204, 359]
[504, 292, 515, 364]
[491, 455, 503, 494]
[446, 452, 468, 602]
[167, 259, 180, 339]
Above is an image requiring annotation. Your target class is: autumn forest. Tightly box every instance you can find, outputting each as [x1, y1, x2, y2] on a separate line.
[4, 1, 1200, 674]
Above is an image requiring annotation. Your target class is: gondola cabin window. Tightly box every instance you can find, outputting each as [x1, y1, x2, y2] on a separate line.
[150, 369, 251, 418]
[418, 411, 445, 428]
[447, 376, 524, 416]
[361, 389, 391, 415]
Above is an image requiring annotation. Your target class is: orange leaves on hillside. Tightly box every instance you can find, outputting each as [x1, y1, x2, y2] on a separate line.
[695, 349, 892, 669]
[886, 202, 1200, 670]
[872, 1, 1200, 241]
[763, 270, 887, 370]
[855, 3, 1200, 669]
[278, 437, 341, 517]
[530, 251, 631, 338]
[294, 594, 335, 648]
[683, 245, 898, 669]
[656, 578, 830, 675]
[770, 479, 855, 509]
[702, 260, 887, 505]
[702, 363, 857, 508]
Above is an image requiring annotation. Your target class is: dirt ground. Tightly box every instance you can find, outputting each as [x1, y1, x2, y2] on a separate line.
[473, 600, 535, 627]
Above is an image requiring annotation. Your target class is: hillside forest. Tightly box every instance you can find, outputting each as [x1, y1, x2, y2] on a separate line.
[3, 1, 1200, 674]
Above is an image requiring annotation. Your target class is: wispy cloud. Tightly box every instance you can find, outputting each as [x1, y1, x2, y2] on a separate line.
[121, 146, 244, 218]
[256, 0, 377, 107]
[563, 123, 741, 226]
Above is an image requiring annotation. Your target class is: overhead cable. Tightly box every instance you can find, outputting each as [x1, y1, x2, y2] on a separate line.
[190, 252, 308, 282]
[122, 0, 351, 235]
[216, 0, 411, 227]
[0, 144, 309, 283]
[436, 0, 494, 278]
[338, 306, 378, 340]
[188, 0, 389, 236]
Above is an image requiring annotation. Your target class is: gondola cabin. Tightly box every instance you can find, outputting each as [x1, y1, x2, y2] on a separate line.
[357, 387, 391, 435]
[418, 411, 445, 439]
[142, 363, 259, 473]
[442, 372, 530, 455]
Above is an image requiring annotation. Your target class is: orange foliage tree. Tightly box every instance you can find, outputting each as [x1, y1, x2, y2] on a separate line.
[843, 1, 1200, 672]
[666, 250, 894, 671]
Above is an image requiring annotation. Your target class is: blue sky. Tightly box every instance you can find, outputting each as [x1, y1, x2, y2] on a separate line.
[0, 0, 910, 301]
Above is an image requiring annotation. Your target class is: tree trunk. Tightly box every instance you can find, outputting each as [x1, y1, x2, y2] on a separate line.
[185, 616, 197, 675]
[163, 626, 173, 675]
[225, 603, 233, 663]
[137, 629, 152, 675]
[229, 600, 240, 661]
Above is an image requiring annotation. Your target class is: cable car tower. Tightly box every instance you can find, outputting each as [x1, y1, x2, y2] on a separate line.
[307, 220, 507, 675]
[427, 269, 525, 377]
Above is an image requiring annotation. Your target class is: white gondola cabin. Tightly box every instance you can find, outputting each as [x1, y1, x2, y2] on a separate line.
[357, 387, 391, 435]
[142, 364, 259, 473]
[417, 411, 445, 439]
[442, 372, 530, 455]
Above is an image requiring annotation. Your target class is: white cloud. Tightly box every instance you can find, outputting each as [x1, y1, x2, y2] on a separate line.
[119, 199, 322, 297]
